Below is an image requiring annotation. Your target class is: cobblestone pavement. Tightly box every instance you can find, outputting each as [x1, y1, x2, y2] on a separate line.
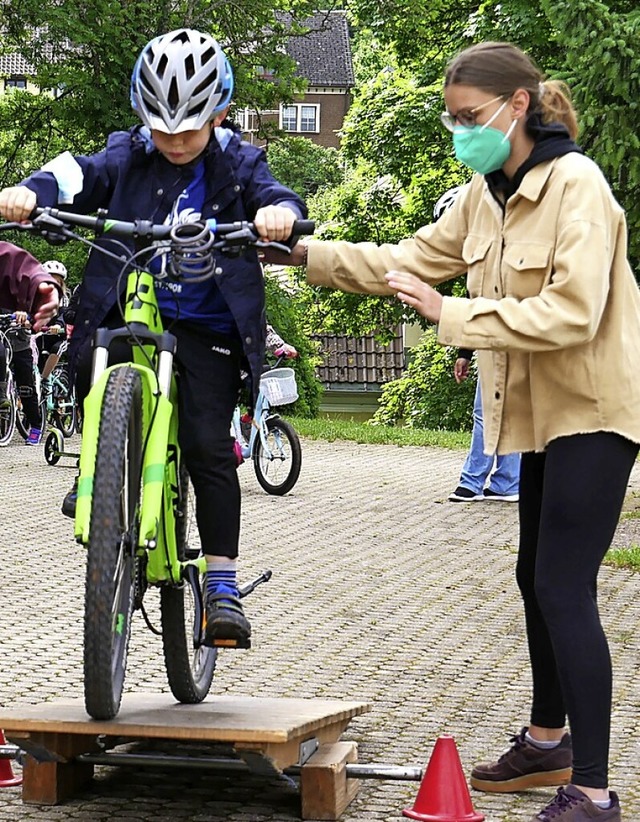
[1, 432, 640, 822]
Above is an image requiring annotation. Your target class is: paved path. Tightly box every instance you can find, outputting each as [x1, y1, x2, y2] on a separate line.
[1, 433, 640, 822]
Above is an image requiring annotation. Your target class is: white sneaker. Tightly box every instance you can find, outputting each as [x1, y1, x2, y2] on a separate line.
[483, 489, 519, 502]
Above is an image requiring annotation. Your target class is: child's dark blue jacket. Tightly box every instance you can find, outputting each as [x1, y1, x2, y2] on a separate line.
[20, 123, 307, 393]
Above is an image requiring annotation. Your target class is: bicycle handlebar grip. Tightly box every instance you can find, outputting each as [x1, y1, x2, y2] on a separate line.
[292, 220, 315, 236]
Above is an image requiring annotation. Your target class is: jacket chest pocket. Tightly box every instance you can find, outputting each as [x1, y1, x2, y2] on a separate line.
[462, 236, 493, 297]
[502, 244, 553, 298]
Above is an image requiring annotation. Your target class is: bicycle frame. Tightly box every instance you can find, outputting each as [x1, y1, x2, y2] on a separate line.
[232, 388, 273, 461]
[74, 266, 206, 585]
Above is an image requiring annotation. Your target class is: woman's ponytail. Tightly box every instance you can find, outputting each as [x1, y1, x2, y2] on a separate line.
[538, 80, 579, 140]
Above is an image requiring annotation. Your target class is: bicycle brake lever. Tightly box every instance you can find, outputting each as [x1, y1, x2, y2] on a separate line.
[255, 240, 291, 254]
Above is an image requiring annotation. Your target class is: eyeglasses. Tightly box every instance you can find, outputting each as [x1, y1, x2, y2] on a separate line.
[440, 94, 506, 132]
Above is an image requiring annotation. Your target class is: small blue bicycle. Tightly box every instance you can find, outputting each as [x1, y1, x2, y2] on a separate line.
[231, 359, 302, 495]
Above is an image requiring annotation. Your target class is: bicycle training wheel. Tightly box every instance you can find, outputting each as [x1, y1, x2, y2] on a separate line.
[84, 367, 143, 720]
[161, 464, 217, 703]
[0, 388, 16, 446]
[51, 366, 76, 437]
[252, 416, 302, 495]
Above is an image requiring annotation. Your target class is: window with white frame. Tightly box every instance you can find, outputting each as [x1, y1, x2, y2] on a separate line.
[234, 108, 249, 132]
[280, 103, 319, 133]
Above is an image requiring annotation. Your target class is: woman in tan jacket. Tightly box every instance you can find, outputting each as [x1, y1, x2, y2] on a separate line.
[272, 41, 639, 822]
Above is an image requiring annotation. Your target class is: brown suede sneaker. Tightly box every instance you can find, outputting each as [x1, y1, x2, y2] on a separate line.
[529, 785, 621, 820]
[470, 727, 572, 792]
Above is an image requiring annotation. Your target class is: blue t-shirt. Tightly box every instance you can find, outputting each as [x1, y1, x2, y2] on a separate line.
[153, 159, 237, 336]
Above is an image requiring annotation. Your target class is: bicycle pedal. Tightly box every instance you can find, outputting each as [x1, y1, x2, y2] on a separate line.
[206, 636, 251, 650]
[217, 636, 251, 649]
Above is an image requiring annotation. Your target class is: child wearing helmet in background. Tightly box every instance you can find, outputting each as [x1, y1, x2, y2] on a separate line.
[36, 260, 71, 379]
[0, 28, 307, 649]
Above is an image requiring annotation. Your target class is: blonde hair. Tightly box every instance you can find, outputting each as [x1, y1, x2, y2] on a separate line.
[445, 42, 579, 140]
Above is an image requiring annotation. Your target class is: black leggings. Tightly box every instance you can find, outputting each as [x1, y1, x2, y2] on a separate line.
[74, 319, 244, 558]
[517, 432, 638, 788]
[12, 346, 42, 428]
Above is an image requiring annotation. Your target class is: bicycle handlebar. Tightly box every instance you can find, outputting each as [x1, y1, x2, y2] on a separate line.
[23, 207, 315, 247]
[0, 207, 314, 284]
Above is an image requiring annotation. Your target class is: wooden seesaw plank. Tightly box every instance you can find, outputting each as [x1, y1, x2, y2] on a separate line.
[0, 693, 371, 817]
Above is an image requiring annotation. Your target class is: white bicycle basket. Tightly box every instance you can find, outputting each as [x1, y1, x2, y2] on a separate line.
[259, 367, 298, 405]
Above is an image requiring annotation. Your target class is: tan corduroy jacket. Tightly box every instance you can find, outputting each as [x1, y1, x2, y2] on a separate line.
[307, 153, 640, 454]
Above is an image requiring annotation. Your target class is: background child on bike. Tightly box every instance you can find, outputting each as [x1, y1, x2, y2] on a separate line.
[36, 260, 71, 380]
[238, 322, 298, 443]
[0, 309, 44, 443]
[0, 28, 307, 649]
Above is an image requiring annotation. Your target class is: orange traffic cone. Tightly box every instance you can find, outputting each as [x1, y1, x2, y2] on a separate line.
[403, 735, 484, 821]
[0, 729, 22, 788]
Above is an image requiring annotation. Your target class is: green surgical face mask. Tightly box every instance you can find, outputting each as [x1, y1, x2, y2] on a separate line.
[452, 100, 516, 175]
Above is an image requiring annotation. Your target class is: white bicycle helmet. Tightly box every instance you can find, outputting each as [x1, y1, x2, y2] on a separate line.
[432, 185, 463, 221]
[130, 28, 234, 134]
[42, 260, 68, 280]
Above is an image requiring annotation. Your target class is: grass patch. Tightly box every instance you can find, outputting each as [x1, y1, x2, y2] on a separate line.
[286, 415, 471, 450]
[605, 545, 640, 572]
[620, 489, 640, 519]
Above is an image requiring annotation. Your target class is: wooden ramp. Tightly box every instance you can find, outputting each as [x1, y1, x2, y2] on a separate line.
[0, 693, 371, 820]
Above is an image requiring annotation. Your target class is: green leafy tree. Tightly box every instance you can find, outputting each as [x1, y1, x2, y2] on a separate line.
[0, 0, 320, 185]
[540, 0, 640, 270]
[265, 136, 344, 199]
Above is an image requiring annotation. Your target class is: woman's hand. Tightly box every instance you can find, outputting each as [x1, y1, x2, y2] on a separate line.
[385, 270, 443, 323]
[453, 357, 471, 384]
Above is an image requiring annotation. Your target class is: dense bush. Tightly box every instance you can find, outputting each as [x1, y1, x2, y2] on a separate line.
[371, 329, 475, 431]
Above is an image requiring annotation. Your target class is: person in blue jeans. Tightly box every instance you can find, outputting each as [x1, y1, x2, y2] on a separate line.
[449, 349, 520, 502]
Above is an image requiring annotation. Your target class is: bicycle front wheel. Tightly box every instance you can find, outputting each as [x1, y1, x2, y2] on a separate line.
[0, 386, 16, 446]
[161, 465, 217, 703]
[252, 416, 302, 495]
[84, 367, 143, 721]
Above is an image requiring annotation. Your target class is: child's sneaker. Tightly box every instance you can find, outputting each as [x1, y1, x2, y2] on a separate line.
[529, 786, 621, 821]
[25, 427, 43, 445]
[204, 583, 251, 649]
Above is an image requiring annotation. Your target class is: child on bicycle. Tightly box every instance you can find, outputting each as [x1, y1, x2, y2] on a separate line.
[0, 28, 307, 649]
[0, 309, 44, 443]
[36, 260, 71, 380]
[0, 242, 60, 407]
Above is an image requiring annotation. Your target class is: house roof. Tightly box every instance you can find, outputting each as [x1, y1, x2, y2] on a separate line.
[1, 12, 355, 88]
[281, 11, 354, 88]
[0, 51, 33, 76]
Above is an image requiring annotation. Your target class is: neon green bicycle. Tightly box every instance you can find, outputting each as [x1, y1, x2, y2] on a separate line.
[1, 207, 313, 720]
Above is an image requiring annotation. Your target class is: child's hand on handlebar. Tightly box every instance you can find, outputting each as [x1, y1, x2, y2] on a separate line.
[254, 205, 297, 243]
[0, 186, 37, 223]
[274, 345, 298, 359]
